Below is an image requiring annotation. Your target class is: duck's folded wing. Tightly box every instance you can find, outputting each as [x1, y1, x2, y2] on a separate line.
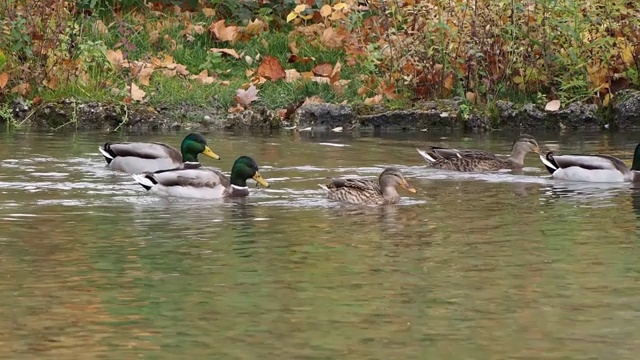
[553, 154, 628, 171]
[151, 168, 230, 188]
[107, 142, 177, 160]
[429, 146, 496, 160]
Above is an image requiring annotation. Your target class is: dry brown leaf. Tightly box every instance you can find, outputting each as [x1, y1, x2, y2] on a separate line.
[287, 54, 315, 64]
[443, 73, 455, 90]
[245, 69, 255, 77]
[466, 91, 476, 102]
[210, 20, 238, 42]
[209, 48, 240, 59]
[191, 70, 216, 85]
[311, 77, 330, 84]
[285, 69, 301, 83]
[256, 56, 286, 81]
[251, 76, 268, 85]
[136, 66, 154, 86]
[95, 20, 108, 34]
[193, 25, 205, 35]
[245, 19, 268, 35]
[32, 95, 42, 106]
[329, 61, 342, 84]
[364, 94, 383, 105]
[321, 27, 345, 49]
[11, 83, 31, 96]
[228, 104, 245, 113]
[106, 49, 126, 68]
[302, 96, 324, 106]
[0, 72, 8, 89]
[42, 75, 58, 90]
[289, 41, 299, 55]
[219, 80, 231, 86]
[163, 34, 177, 51]
[331, 79, 351, 95]
[320, 4, 332, 17]
[175, 64, 190, 76]
[129, 83, 146, 101]
[235, 84, 259, 106]
[301, 71, 315, 81]
[312, 63, 333, 77]
[545, 99, 561, 112]
[149, 30, 160, 44]
[202, 7, 215, 17]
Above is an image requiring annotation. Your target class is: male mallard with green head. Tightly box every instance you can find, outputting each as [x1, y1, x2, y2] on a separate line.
[132, 156, 269, 198]
[539, 143, 640, 182]
[416, 134, 541, 172]
[98, 133, 220, 174]
[320, 167, 416, 205]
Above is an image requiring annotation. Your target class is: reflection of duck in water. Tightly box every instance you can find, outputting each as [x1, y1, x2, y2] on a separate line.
[416, 134, 541, 172]
[320, 168, 416, 205]
[539, 143, 640, 183]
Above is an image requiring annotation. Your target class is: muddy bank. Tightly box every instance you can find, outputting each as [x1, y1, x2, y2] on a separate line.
[3, 90, 640, 132]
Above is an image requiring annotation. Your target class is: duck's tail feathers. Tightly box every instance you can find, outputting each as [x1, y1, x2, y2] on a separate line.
[132, 174, 157, 191]
[416, 148, 436, 163]
[98, 144, 114, 163]
[539, 152, 558, 174]
[318, 184, 330, 192]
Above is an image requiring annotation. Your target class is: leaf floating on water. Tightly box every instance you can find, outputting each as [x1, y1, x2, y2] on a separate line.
[545, 99, 561, 112]
[331, 126, 343, 132]
[299, 127, 312, 132]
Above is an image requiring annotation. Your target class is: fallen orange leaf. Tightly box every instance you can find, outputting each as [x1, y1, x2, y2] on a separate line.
[128, 83, 146, 101]
[285, 69, 301, 83]
[202, 7, 215, 17]
[312, 63, 333, 77]
[321, 27, 345, 49]
[256, 56, 286, 81]
[190, 70, 216, 85]
[209, 20, 238, 42]
[302, 96, 324, 106]
[228, 104, 245, 113]
[245, 19, 268, 35]
[42, 75, 58, 90]
[11, 83, 31, 96]
[364, 94, 383, 105]
[106, 49, 126, 68]
[329, 60, 342, 84]
[208, 48, 240, 59]
[0, 72, 8, 89]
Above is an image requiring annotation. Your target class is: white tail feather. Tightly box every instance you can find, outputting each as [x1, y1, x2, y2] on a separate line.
[416, 148, 436, 163]
[318, 184, 329, 192]
[98, 146, 113, 160]
[132, 174, 155, 189]
[539, 154, 557, 170]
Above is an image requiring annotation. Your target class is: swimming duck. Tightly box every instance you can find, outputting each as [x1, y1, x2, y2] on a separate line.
[320, 167, 416, 205]
[539, 143, 640, 182]
[416, 134, 541, 172]
[98, 133, 220, 174]
[131, 156, 269, 198]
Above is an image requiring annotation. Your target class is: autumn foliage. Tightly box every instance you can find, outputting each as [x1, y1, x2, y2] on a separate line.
[0, 0, 639, 117]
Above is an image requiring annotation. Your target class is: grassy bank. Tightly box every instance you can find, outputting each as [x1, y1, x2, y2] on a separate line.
[0, 0, 639, 124]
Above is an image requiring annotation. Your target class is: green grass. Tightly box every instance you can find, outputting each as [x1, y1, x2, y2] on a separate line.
[33, 11, 380, 112]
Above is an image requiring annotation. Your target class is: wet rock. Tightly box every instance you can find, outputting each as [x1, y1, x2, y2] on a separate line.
[224, 108, 281, 129]
[292, 103, 354, 130]
[494, 100, 518, 125]
[552, 102, 601, 129]
[612, 89, 640, 129]
[517, 103, 547, 129]
[169, 122, 181, 131]
[356, 108, 458, 131]
[12, 97, 30, 117]
[464, 113, 490, 131]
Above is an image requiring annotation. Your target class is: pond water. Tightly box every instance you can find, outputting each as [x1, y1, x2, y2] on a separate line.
[1, 129, 640, 359]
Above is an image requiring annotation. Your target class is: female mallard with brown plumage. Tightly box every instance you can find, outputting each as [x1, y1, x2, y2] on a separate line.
[416, 134, 541, 172]
[131, 156, 269, 198]
[539, 143, 640, 182]
[98, 133, 220, 174]
[320, 167, 416, 205]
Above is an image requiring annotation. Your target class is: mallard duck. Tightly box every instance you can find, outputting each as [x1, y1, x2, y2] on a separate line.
[320, 167, 416, 205]
[131, 156, 269, 198]
[539, 143, 640, 182]
[98, 133, 220, 174]
[416, 134, 541, 172]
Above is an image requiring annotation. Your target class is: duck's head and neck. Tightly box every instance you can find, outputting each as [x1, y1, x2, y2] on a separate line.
[378, 167, 416, 202]
[508, 134, 541, 166]
[229, 156, 270, 192]
[180, 133, 220, 166]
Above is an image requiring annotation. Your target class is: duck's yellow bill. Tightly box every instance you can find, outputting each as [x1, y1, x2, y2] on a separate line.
[402, 180, 417, 193]
[533, 145, 542, 154]
[253, 172, 270, 187]
[202, 146, 221, 160]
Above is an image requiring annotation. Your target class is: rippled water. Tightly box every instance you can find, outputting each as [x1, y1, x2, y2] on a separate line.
[2, 129, 640, 359]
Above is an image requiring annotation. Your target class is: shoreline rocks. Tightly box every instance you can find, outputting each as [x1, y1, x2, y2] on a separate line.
[2, 90, 639, 132]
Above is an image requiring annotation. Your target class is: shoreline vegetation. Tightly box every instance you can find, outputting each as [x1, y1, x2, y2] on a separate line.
[0, 0, 639, 131]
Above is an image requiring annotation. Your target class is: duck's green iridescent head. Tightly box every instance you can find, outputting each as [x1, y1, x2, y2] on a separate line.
[180, 133, 220, 163]
[632, 143, 640, 171]
[230, 156, 269, 188]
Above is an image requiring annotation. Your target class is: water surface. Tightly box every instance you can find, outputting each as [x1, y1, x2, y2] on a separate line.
[1, 129, 640, 359]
